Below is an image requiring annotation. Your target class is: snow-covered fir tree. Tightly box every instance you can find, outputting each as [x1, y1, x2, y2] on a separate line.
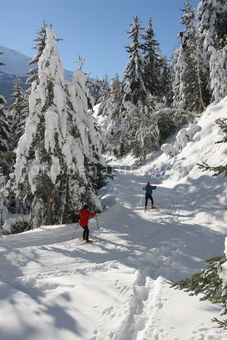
[0, 95, 14, 181]
[8, 77, 29, 149]
[98, 74, 125, 156]
[119, 16, 161, 159]
[87, 76, 110, 105]
[98, 15, 196, 161]
[124, 16, 146, 105]
[0, 53, 12, 175]
[0, 96, 10, 153]
[172, 0, 209, 112]
[26, 22, 48, 86]
[0, 51, 5, 66]
[67, 60, 107, 191]
[9, 28, 105, 230]
[142, 18, 161, 98]
[198, 0, 227, 59]
[133, 99, 160, 161]
[209, 45, 227, 103]
[0, 55, 13, 225]
[0, 52, 9, 155]
[158, 56, 173, 106]
[172, 47, 188, 110]
[197, 0, 227, 102]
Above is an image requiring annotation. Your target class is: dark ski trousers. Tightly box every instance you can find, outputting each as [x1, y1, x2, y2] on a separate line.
[145, 193, 153, 207]
[82, 226, 89, 241]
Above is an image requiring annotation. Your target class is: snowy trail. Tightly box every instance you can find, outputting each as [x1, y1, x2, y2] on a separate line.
[0, 166, 226, 339]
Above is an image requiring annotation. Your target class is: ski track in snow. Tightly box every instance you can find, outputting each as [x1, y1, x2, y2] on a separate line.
[0, 165, 226, 339]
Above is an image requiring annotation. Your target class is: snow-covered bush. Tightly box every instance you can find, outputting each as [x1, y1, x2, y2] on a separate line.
[162, 123, 201, 158]
[2, 214, 31, 234]
[176, 128, 190, 149]
[161, 143, 179, 158]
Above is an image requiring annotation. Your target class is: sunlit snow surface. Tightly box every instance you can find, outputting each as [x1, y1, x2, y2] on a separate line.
[0, 97, 227, 339]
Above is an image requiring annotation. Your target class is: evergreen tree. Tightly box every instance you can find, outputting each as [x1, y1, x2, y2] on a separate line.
[142, 18, 161, 97]
[124, 16, 146, 105]
[0, 95, 14, 178]
[98, 74, 125, 156]
[0, 96, 10, 153]
[99, 16, 188, 160]
[0, 53, 15, 181]
[0, 57, 18, 226]
[209, 45, 227, 103]
[0, 52, 9, 153]
[197, 0, 227, 102]
[98, 74, 123, 121]
[171, 47, 188, 110]
[198, 0, 227, 57]
[96, 75, 110, 104]
[86, 76, 110, 106]
[26, 22, 48, 86]
[172, 0, 208, 112]
[109, 74, 123, 117]
[9, 77, 29, 149]
[11, 28, 104, 229]
[159, 56, 173, 106]
[171, 256, 227, 329]
[0, 52, 5, 66]
[70, 64, 107, 191]
[133, 100, 160, 161]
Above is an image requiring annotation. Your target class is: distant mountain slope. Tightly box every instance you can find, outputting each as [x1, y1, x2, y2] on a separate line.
[0, 45, 73, 104]
[0, 46, 31, 76]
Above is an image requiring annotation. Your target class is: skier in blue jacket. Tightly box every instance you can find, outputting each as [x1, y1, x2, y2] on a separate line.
[143, 181, 156, 210]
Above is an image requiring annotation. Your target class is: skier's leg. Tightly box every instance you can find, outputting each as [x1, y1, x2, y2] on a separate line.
[83, 226, 89, 241]
[145, 194, 148, 210]
[151, 195, 154, 207]
[82, 226, 86, 240]
[86, 227, 90, 241]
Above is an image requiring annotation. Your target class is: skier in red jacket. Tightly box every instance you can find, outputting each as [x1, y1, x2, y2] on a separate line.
[79, 205, 96, 243]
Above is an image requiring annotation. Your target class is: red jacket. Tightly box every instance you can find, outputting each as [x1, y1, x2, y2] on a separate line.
[79, 208, 96, 226]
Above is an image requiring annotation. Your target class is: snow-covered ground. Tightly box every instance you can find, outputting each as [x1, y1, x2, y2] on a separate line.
[0, 98, 227, 340]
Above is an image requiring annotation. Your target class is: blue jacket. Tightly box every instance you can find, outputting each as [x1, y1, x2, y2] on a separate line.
[143, 184, 156, 194]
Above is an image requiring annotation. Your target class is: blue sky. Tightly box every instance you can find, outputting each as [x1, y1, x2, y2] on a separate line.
[1, 0, 201, 79]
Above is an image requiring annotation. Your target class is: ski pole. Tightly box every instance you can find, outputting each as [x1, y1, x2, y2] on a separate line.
[72, 223, 79, 240]
[95, 215, 102, 241]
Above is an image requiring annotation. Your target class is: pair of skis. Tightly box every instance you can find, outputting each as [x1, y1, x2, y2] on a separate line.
[144, 206, 159, 211]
